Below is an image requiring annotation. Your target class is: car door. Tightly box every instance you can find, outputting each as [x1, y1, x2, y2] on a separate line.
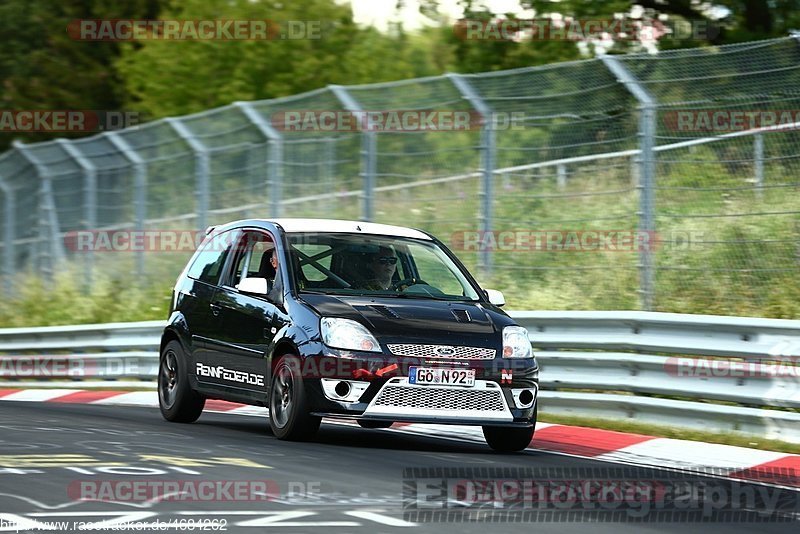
[181, 228, 240, 373]
[210, 229, 285, 400]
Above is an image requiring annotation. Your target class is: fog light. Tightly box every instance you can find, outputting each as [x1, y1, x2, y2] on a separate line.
[321, 378, 369, 403]
[511, 387, 537, 409]
[334, 381, 351, 397]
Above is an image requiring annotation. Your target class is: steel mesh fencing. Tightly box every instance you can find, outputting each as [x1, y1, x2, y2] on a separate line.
[618, 37, 800, 316]
[465, 59, 641, 309]
[0, 36, 799, 317]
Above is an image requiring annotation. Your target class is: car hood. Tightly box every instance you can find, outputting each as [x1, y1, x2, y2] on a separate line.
[300, 293, 505, 346]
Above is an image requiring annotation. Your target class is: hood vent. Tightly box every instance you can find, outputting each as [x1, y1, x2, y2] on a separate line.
[370, 305, 402, 319]
[451, 309, 472, 323]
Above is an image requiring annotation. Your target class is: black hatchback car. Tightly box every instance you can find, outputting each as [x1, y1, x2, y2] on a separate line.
[159, 219, 539, 451]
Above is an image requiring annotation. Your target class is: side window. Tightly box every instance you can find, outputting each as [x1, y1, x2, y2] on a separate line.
[186, 230, 238, 285]
[232, 232, 275, 283]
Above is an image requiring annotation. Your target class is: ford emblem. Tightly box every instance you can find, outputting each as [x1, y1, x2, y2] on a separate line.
[434, 346, 457, 357]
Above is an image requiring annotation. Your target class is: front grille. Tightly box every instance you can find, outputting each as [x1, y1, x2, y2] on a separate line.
[373, 385, 505, 412]
[387, 344, 496, 360]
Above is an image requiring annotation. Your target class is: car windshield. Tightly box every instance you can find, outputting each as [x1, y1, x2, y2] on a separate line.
[286, 232, 481, 301]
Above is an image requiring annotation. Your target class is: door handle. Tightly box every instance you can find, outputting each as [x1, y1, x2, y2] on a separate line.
[209, 302, 222, 317]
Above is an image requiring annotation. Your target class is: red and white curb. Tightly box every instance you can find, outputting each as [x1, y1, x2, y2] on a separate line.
[1, 388, 797, 488]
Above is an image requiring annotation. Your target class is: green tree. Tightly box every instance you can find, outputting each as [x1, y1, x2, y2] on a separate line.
[117, 0, 426, 117]
[416, 0, 800, 55]
[0, 0, 163, 150]
[522, 0, 800, 48]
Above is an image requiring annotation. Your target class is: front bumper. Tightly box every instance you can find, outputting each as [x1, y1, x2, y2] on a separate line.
[309, 376, 537, 426]
[300, 348, 538, 425]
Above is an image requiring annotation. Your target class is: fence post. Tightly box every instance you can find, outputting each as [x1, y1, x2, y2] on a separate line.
[601, 56, 657, 311]
[323, 137, 335, 217]
[330, 85, 375, 222]
[557, 164, 567, 189]
[234, 102, 284, 218]
[167, 119, 210, 231]
[12, 141, 65, 279]
[105, 132, 147, 279]
[448, 73, 496, 276]
[754, 133, 764, 198]
[0, 177, 13, 295]
[57, 139, 96, 287]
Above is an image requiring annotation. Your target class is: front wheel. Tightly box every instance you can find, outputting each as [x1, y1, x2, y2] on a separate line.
[269, 356, 321, 441]
[483, 406, 536, 452]
[158, 340, 205, 423]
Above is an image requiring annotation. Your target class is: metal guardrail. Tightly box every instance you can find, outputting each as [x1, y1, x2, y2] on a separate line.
[0, 312, 798, 442]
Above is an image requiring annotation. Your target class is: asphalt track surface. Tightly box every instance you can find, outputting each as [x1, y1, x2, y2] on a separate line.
[0, 402, 796, 533]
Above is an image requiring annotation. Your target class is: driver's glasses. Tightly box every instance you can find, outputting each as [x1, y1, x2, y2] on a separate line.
[377, 257, 397, 265]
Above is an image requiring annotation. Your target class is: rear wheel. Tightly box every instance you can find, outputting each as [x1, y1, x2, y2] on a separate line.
[483, 406, 536, 452]
[158, 340, 205, 423]
[269, 356, 321, 441]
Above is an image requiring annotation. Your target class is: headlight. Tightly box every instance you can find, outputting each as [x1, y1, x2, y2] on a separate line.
[503, 325, 532, 359]
[320, 318, 382, 353]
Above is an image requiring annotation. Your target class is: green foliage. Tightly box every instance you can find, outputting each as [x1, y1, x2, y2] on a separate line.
[115, 0, 432, 118]
[0, 268, 172, 327]
[0, 0, 164, 150]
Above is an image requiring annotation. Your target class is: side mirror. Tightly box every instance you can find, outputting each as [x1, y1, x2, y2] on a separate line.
[484, 289, 506, 307]
[238, 277, 269, 296]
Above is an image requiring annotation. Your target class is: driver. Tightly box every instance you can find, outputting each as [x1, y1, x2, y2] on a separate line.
[361, 246, 397, 290]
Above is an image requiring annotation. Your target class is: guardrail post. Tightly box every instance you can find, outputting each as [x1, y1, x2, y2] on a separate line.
[448, 73, 496, 276]
[330, 85, 375, 222]
[0, 177, 13, 295]
[601, 56, 657, 311]
[105, 132, 147, 279]
[166, 119, 210, 231]
[13, 141, 65, 279]
[234, 102, 284, 218]
[754, 133, 764, 198]
[57, 139, 97, 287]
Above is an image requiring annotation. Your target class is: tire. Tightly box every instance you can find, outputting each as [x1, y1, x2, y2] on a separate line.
[357, 420, 393, 429]
[483, 405, 537, 452]
[269, 356, 321, 441]
[159, 340, 205, 423]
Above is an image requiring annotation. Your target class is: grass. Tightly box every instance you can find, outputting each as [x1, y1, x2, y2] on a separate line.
[539, 412, 800, 454]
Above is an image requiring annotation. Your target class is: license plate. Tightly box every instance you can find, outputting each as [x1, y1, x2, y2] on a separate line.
[409, 367, 475, 387]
